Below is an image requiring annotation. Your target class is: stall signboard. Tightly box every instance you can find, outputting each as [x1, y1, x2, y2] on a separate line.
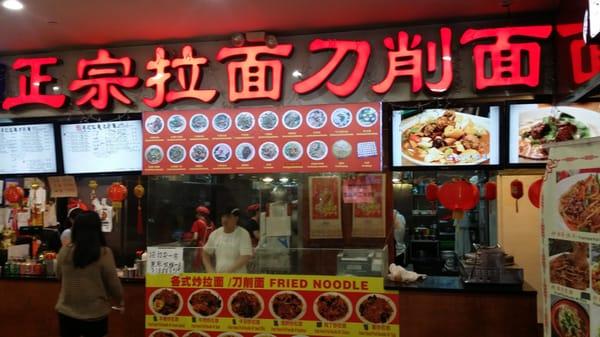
[0, 19, 555, 118]
[352, 174, 386, 238]
[142, 103, 381, 175]
[541, 137, 600, 337]
[309, 176, 343, 239]
[146, 273, 400, 337]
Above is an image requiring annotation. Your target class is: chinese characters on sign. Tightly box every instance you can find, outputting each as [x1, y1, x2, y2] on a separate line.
[147, 247, 184, 275]
[1, 24, 556, 111]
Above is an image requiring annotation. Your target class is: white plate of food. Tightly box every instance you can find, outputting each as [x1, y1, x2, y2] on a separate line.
[306, 109, 327, 129]
[235, 112, 255, 132]
[145, 115, 165, 134]
[187, 289, 224, 318]
[356, 294, 397, 324]
[307, 140, 328, 161]
[235, 143, 256, 162]
[212, 143, 232, 163]
[332, 140, 352, 160]
[400, 109, 491, 166]
[556, 173, 600, 233]
[283, 110, 303, 130]
[259, 111, 279, 131]
[269, 290, 307, 321]
[212, 113, 232, 132]
[516, 106, 600, 161]
[167, 144, 186, 164]
[331, 108, 352, 128]
[145, 145, 164, 164]
[259, 142, 279, 162]
[189, 114, 209, 133]
[167, 115, 187, 134]
[227, 290, 264, 319]
[189, 144, 209, 164]
[356, 106, 378, 127]
[313, 292, 352, 323]
[149, 288, 183, 316]
[282, 141, 303, 161]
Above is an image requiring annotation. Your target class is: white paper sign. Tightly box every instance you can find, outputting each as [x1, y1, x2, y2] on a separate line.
[147, 247, 184, 275]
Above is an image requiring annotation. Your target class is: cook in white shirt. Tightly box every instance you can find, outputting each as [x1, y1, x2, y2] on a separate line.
[202, 207, 253, 273]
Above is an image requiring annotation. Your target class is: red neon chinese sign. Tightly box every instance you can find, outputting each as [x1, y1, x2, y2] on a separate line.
[69, 49, 140, 110]
[2, 57, 67, 110]
[557, 23, 600, 85]
[460, 25, 552, 90]
[216, 44, 293, 102]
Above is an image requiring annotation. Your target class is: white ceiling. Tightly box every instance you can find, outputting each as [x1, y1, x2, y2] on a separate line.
[0, 0, 559, 54]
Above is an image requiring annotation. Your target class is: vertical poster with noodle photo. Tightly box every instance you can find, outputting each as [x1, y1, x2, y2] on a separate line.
[391, 106, 500, 167]
[309, 176, 343, 239]
[351, 174, 386, 238]
[541, 138, 600, 337]
[509, 103, 600, 164]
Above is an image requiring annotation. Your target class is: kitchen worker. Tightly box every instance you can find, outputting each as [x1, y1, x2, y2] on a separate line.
[242, 203, 261, 246]
[202, 207, 253, 273]
[190, 206, 215, 247]
[393, 209, 407, 266]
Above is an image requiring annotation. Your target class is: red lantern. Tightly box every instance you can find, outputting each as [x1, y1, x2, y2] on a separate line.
[108, 182, 128, 225]
[425, 182, 438, 211]
[528, 178, 543, 209]
[438, 180, 479, 219]
[510, 179, 524, 213]
[3, 185, 24, 206]
[483, 181, 497, 201]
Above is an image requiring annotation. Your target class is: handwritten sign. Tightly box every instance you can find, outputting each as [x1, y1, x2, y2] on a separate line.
[147, 247, 184, 275]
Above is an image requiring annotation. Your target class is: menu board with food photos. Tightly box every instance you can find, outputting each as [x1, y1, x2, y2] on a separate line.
[391, 106, 500, 167]
[0, 123, 57, 174]
[541, 138, 600, 337]
[142, 103, 382, 175]
[509, 102, 600, 164]
[145, 273, 400, 337]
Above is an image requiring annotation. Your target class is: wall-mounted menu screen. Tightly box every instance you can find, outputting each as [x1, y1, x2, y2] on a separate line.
[0, 123, 57, 174]
[61, 120, 143, 174]
[392, 105, 500, 167]
[509, 102, 600, 164]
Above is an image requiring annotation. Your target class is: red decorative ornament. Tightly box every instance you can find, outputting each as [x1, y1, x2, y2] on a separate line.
[2, 57, 67, 110]
[460, 25, 552, 90]
[437, 180, 479, 219]
[425, 182, 438, 210]
[528, 178, 543, 209]
[510, 179, 524, 213]
[108, 182, 128, 225]
[4, 185, 24, 206]
[483, 181, 497, 201]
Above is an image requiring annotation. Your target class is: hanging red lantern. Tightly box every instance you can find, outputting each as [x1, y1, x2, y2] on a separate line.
[528, 178, 543, 209]
[108, 182, 128, 225]
[438, 180, 479, 219]
[425, 182, 438, 211]
[510, 179, 524, 213]
[4, 185, 24, 206]
[133, 181, 145, 235]
[483, 181, 497, 201]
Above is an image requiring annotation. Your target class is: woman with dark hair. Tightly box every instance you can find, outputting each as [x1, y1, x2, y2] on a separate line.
[55, 211, 123, 337]
[60, 207, 83, 247]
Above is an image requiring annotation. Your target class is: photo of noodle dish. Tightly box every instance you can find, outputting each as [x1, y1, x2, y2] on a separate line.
[283, 110, 302, 130]
[212, 113, 232, 132]
[235, 112, 255, 132]
[551, 297, 589, 337]
[228, 290, 264, 319]
[149, 288, 183, 316]
[189, 144, 209, 164]
[400, 109, 491, 165]
[556, 173, 600, 233]
[190, 114, 209, 133]
[269, 291, 306, 321]
[549, 239, 589, 290]
[592, 244, 600, 295]
[167, 115, 186, 134]
[313, 292, 352, 322]
[188, 289, 223, 318]
[145, 115, 164, 134]
[356, 294, 397, 324]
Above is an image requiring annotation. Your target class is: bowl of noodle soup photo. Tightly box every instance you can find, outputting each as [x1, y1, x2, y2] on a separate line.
[556, 173, 600, 233]
[548, 239, 590, 291]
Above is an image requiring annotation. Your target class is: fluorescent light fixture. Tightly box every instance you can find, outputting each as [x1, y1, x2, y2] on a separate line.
[262, 177, 274, 183]
[292, 70, 303, 78]
[2, 0, 24, 10]
[279, 177, 289, 183]
[392, 178, 400, 184]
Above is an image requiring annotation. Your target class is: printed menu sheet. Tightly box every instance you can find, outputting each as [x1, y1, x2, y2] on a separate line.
[142, 103, 382, 175]
[541, 138, 600, 337]
[308, 176, 343, 239]
[0, 124, 56, 174]
[351, 174, 386, 238]
[146, 273, 400, 337]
